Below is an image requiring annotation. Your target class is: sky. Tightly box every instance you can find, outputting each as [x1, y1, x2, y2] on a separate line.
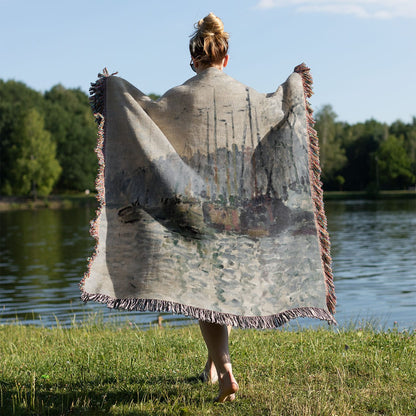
[1, 0, 415, 125]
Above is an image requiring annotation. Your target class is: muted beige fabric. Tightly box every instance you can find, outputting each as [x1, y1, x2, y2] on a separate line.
[81, 66, 336, 328]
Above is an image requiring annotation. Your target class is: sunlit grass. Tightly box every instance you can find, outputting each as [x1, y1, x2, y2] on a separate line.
[0, 318, 415, 415]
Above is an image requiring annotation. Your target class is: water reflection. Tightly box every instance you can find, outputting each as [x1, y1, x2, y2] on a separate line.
[0, 199, 415, 329]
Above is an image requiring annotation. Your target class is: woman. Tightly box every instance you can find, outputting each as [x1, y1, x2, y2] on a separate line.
[82, 12, 336, 404]
[188, 13, 238, 403]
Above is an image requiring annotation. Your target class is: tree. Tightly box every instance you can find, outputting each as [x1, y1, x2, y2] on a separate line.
[148, 93, 161, 101]
[10, 108, 61, 197]
[376, 135, 415, 189]
[44, 85, 97, 191]
[389, 118, 416, 181]
[0, 80, 45, 194]
[341, 119, 388, 191]
[0, 102, 19, 194]
[314, 105, 347, 189]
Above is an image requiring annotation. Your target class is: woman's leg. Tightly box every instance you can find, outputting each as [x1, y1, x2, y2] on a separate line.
[201, 325, 232, 384]
[199, 321, 239, 402]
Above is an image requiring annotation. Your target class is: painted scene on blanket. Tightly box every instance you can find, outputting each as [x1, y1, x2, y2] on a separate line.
[80, 61, 336, 329]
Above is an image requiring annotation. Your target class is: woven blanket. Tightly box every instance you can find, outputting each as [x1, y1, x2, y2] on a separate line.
[80, 64, 336, 328]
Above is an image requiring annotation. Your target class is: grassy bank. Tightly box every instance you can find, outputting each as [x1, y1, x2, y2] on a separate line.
[0, 194, 97, 211]
[0, 322, 414, 415]
[324, 190, 416, 201]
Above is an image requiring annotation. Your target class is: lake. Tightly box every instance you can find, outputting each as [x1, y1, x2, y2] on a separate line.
[0, 198, 415, 330]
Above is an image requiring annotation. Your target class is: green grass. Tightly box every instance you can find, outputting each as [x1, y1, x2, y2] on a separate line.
[0, 320, 415, 415]
[0, 193, 97, 211]
[324, 190, 416, 200]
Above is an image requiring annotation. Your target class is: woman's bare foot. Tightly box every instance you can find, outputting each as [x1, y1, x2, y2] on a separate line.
[200, 357, 218, 383]
[215, 371, 239, 403]
[198, 322, 237, 402]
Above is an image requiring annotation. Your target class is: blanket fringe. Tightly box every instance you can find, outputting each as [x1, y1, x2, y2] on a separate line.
[80, 291, 337, 328]
[79, 69, 113, 292]
[294, 63, 336, 315]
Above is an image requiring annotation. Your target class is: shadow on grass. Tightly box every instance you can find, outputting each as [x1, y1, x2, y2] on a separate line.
[1, 374, 211, 416]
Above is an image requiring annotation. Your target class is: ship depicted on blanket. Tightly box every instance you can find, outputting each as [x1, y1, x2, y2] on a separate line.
[80, 63, 336, 328]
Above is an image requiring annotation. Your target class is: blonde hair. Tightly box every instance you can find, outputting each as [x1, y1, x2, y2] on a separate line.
[189, 13, 229, 66]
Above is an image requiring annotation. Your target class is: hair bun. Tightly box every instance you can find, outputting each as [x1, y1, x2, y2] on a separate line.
[197, 12, 225, 37]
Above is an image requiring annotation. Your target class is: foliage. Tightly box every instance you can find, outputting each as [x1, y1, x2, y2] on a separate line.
[314, 105, 347, 185]
[389, 118, 416, 180]
[44, 85, 97, 192]
[0, 80, 97, 196]
[0, 322, 415, 415]
[343, 119, 387, 191]
[0, 80, 45, 195]
[12, 109, 62, 197]
[314, 105, 416, 191]
[148, 93, 161, 101]
[376, 135, 415, 189]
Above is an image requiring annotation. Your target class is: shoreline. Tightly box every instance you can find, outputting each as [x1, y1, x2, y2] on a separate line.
[0, 190, 415, 211]
[323, 190, 416, 200]
[0, 194, 98, 211]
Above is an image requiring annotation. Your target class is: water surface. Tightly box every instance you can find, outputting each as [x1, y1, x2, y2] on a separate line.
[325, 198, 415, 329]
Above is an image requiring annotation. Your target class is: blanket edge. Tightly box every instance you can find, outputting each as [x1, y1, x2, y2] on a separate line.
[80, 66, 337, 329]
[294, 63, 336, 315]
[80, 291, 337, 328]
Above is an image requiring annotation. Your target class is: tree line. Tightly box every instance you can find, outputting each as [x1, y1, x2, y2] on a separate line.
[315, 105, 415, 192]
[0, 80, 97, 197]
[0, 80, 415, 197]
